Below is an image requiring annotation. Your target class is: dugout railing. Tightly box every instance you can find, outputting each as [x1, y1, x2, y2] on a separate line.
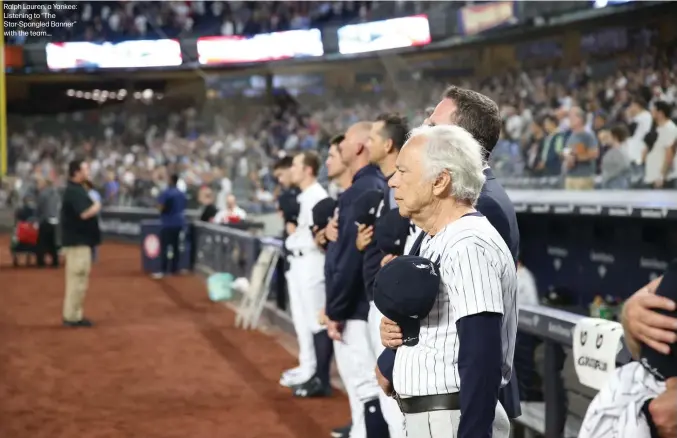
[513, 304, 632, 438]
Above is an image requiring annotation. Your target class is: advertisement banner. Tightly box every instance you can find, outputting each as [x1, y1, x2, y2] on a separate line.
[4, 46, 24, 69]
[337, 15, 431, 55]
[572, 318, 624, 390]
[45, 39, 182, 70]
[457, 1, 516, 36]
[197, 29, 323, 65]
[140, 220, 192, 274]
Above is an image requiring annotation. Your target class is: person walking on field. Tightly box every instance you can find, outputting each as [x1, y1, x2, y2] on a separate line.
[60, 159, 101, 328]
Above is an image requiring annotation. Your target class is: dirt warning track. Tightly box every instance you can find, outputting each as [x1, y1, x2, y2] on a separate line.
[0, 237, 348, 438]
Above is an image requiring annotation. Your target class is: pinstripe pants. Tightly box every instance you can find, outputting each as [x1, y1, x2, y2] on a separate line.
[403, 403, 510, 438]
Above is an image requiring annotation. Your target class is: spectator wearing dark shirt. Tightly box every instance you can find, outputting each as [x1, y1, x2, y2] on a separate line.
[536, 115, 566, 176]
[60, 159, 102, 328]
[601, 125, 633, 189]
[155, 174, 187, 278]
[198, 186, 218, 222]
[35, 177, 61, 268]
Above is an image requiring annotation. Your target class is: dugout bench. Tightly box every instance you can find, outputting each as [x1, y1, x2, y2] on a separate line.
[509, 189, 677, 437]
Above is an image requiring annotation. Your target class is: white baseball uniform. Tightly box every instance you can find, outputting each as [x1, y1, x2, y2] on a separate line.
[580, 361, 665, 438]
[366, 195, 407, 438]
[285, 181, 328, 382]
[394, 214, 517, 438]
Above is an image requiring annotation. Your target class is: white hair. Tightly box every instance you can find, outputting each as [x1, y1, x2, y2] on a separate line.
[406, 124, 486, 205]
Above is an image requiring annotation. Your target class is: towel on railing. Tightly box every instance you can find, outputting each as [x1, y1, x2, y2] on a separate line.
[207, 273, 235, 302]
[579, 361, 664, 438]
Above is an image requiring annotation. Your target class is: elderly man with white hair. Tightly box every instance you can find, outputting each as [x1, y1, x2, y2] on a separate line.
[383, 124, 517, 438]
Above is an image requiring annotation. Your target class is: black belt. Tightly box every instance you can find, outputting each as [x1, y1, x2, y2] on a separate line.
[289, 249, 319, 258]
[394, 393, 460, 414]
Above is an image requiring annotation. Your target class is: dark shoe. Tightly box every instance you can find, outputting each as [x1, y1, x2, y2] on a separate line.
[292, 376, 331, 398]
[63, 318, 94, 328]
[330, 423, 351, 438]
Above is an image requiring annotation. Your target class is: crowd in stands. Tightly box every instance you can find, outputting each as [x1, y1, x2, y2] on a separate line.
[5, 0, 415, 44]
[3, 16, 677, 212]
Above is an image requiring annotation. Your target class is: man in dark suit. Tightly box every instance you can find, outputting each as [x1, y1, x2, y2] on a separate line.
[377, 85, 522, 420]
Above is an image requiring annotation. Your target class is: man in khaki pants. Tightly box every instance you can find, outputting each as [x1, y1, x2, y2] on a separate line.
[60, 159, 101, 327]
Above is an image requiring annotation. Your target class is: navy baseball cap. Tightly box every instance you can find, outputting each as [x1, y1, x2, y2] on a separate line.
[375, 208, 410, 256]
[312, 197, 337, 231]
[374, 255, 441, 346]
[640, 259, 677, 381]
[353, 189, 383, 227]
[278, 191, 300, 224]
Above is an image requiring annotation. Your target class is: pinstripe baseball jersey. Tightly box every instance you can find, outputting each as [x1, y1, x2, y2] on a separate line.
[580, 361, 664, 438]
[403, 224, 421, 255]
[393, 213, 518, 397]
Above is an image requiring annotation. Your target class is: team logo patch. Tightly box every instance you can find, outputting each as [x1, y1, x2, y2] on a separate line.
[144, 234, 160, 259]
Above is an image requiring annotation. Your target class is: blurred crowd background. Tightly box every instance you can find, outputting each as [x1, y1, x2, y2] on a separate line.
[2, 0, 677, 215]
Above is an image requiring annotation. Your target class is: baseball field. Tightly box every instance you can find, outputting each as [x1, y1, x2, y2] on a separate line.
[0, 236, 349, 438]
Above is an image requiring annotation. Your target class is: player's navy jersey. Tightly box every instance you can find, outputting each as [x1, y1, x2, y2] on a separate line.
[325, 164, 386, 321]
[393, 213, 517, 397]
[363, 172, 399, 301]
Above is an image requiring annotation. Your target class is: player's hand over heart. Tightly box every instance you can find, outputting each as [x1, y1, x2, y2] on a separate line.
[380, 254, 397, 267]
[355, 224, 373, 251]
[313, 226, 327, 247]
[380, 317, 402, 349]
[622, 276, 677, 355]
[649, 377, 677, 438]
[325, 218, 339, 242]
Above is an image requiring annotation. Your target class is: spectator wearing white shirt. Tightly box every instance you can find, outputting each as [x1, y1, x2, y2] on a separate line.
[214, 194, 247, 224]
[216, 173, 232, 211]
[643, 101, 677, 188]
[516, 261, 539, 308]
[221, 19, 235, 35]
[628, 97, 653, 167]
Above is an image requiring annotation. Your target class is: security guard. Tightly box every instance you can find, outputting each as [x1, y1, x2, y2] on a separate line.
[155, 174, 187, 279]
[36, 176, 61, 268]
[60, 159, 101, 327]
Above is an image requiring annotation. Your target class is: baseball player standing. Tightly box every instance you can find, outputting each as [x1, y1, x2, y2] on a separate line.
[272, 155, 301, 339]
[318, 136, 356, 438]
[379, 85, 522, 421]
[283, 151, 332, 396]
[356, 112, 409, 438]
[384, 125, 517, 437]
[325, 122, 390, 438]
